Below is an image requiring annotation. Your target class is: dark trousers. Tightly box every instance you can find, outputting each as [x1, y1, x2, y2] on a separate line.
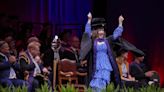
[121, 80, 147, 89]
[0, 78, 32, 92]
[28, 76, 39, 92]
[0, 78, 27, 87]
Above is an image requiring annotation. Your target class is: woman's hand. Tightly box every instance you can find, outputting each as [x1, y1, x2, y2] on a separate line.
[118, 15, 124, 27]
[87, 12, 92, 24]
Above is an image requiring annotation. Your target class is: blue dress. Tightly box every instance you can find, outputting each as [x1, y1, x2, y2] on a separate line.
[90, 40, 113, 90]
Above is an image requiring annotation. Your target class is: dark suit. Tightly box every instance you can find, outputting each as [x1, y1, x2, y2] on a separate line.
[0, 53, 27, 87]
[42, 48, 65, 68]
[129, 61, 148, 86]
[42, 47, 65, 86]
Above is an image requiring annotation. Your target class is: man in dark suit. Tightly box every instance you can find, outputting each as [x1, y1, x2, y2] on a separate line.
[58, 36, 80, 63]
[130, 49, 160, 86]
[0, 41, 27, 87]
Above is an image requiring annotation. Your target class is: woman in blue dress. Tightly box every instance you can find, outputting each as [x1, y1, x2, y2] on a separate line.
[79, 13, 124, 92]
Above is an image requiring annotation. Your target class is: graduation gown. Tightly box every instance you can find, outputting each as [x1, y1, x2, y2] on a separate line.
[79, 23, 124, 87]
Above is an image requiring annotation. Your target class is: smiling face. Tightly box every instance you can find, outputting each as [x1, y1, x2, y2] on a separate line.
[93, 27, 105, 39]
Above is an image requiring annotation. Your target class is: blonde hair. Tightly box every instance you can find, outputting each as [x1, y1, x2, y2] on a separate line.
[27, 37, 40, 44]
[27, 41, 40, 49]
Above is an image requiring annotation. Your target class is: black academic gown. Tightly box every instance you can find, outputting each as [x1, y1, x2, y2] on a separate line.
[79, 32, 122, 87]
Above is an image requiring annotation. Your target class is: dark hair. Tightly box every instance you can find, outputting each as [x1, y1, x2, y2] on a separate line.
[133, 52, 145, 57]
[131, 49, 145, 57]
[59, 29, 72, 40]
[116, 48, 128, 57]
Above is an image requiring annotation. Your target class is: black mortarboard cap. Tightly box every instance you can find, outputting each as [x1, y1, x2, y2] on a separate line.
[91, 18, 106, 29]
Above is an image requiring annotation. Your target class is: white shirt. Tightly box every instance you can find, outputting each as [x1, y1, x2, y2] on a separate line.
[28, 51, 41, 77]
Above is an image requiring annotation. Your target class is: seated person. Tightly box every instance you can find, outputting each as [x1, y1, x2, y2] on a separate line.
[42, 35, 64, 86]
[60, 36, 87, 84]
[116, 47, 141, 88]
[130, 49, 160, 86]
[61, 36, 80, 63]
[116, 48, 135, 82]
[19, 41, 50, 92]
[0, 41, 29, 89]
[59, 29, 72, 48]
